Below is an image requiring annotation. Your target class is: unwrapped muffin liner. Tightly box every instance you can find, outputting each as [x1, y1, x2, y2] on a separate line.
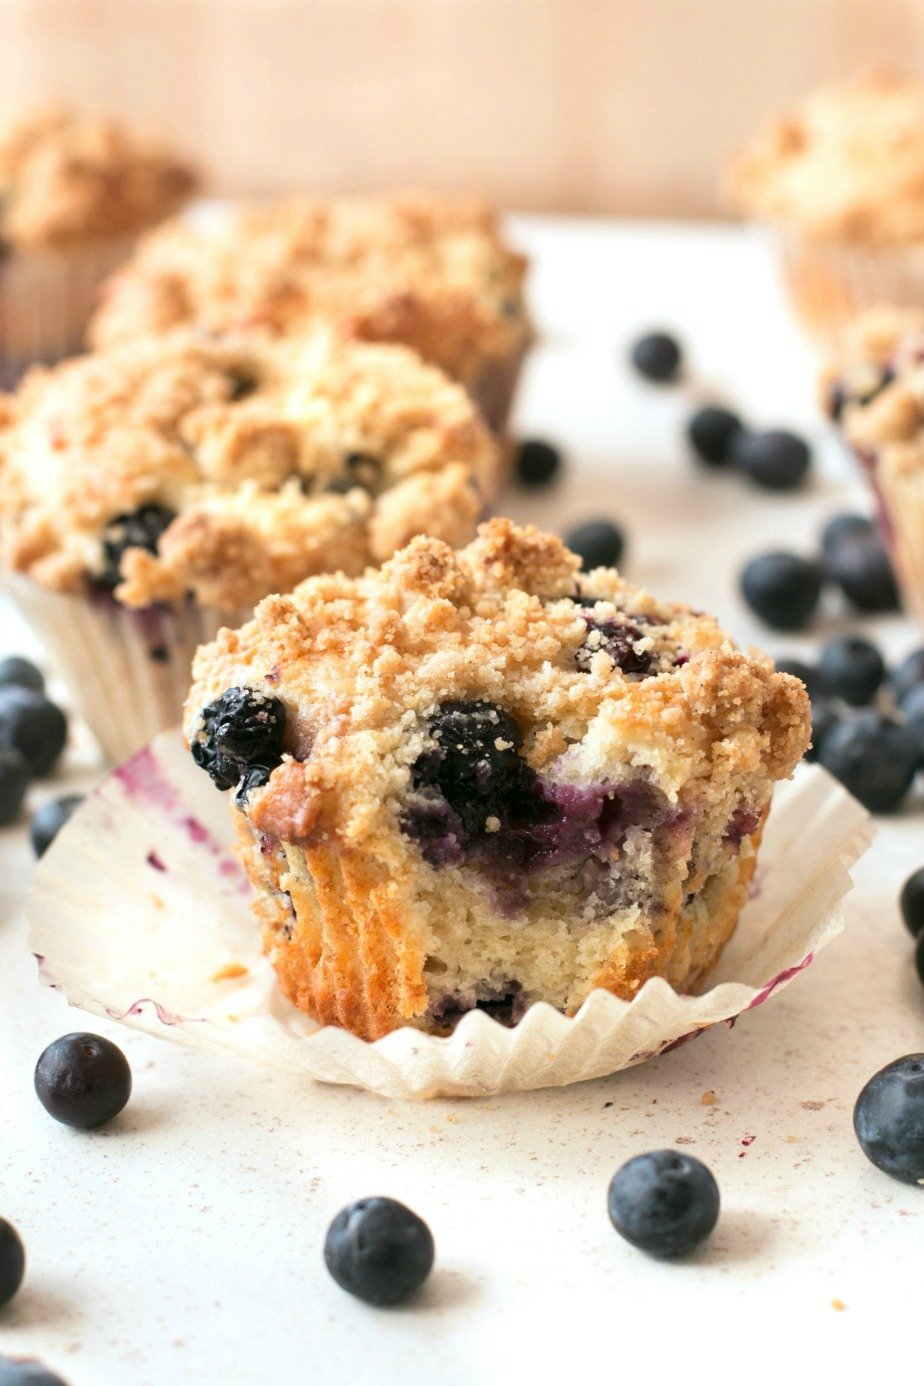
[4, 574, 248, 764]
[0, 236, 137, 386]
[25, 731, 873, 1098]
[770, 227, 924, 347]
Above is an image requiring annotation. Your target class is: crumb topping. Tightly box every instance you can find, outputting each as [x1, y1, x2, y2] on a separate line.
[0, 329, 498, 609]
[821, 306, 924, 476]
[729, 73, 924, 245]
[87, 192, 530, 385]
[0, 107, 197, 248]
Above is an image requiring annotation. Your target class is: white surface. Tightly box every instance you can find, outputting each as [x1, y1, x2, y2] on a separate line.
[1, 217, 923, 1384]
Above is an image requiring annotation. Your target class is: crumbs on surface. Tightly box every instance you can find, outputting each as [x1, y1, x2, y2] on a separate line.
[211, 962, 249, 983]
[831, 1299, 846, 1312]
[700, 1089, 716, 1105]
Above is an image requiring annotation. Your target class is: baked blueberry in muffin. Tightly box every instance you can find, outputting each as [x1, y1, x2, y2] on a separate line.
[87, 192, 531, 432]
[184, 519, 810, 1040]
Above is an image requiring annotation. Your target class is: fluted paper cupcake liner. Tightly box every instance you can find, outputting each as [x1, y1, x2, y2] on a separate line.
[5, 574, 248, 764]
[26, 731, 873, 1099]
[770, 227, 924, 347]
[0, 236, 137, 386]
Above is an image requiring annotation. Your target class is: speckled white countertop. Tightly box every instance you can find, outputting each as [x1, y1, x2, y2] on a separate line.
[1, 217, 922, 1385]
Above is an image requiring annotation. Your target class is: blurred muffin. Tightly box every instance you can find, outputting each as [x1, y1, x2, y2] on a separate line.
[0, 329, 498, 762]
[88, 192, 531, 432]
[184, 518, 809, 1041]
[729, 73, 924, 342]
[821, 305, 924, 619]
[0, 107, 197, 382]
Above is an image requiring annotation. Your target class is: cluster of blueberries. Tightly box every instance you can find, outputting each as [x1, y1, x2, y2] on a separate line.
[0, 656, 83, 857]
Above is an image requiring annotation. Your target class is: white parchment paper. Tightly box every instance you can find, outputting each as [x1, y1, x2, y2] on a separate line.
[26, 732, 873, 1099]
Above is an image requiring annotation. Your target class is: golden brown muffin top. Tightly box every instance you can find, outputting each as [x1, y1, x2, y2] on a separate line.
[0, 328, 498, 610]
[0, 107, 198, 248]
[820, 305, 924, 473]
[88, 192, 530, 386]
[729, 73, 924, 246]
[185, 519, 810, 848]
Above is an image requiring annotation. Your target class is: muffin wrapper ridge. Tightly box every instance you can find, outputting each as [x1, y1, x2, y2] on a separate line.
[770, 228, 924, 347]
[26, 731, 872, 1099]
[0, 235, 138, 386]
[4, 575, 249, 764]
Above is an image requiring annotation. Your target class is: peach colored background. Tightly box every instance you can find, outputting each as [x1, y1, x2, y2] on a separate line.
[1, 0, 923, 214]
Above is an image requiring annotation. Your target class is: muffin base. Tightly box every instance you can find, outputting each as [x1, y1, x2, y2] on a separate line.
[0, 236, 138, 387]
[4, 574, 247, 764]
[773, 228, 924, 347]
[235, 811, 764, 1042]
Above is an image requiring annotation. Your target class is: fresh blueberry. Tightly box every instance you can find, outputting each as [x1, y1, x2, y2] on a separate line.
[607, 1150, 720, 1258]
[323, 1197, 435, 1305]
[515, 439, 562, 488]
[99, 504, 176, 590]
[190, 687, 286, 793]
[630, 332, 682, 383]
[564, 520, 625, 571]
[830, 536, 900, 613]
[805, 698, 840, 764]
[29, 795, 84, 858]
[740, 552, 822, 630]
[901, 868, 924, 938]
[34, 1033, 132, 1130]
[413, 701, 530, 838]
[0, 689, 67, 776]
[854, 1055, 924, 1184]
[0, 1362, 68, 1386]
[774, 657, 830, 703]
[686, 406, 744, 467]
[731, 429, 811, 491]
[818, 636, 886, 706]
[819, 712, 918, 813]
[0, 657, 43, 693]
[0, 748, 30, 827]
[893, 648, 924, 707]
[0, 1219, 24, 1307]
[820, 512, 875, 561]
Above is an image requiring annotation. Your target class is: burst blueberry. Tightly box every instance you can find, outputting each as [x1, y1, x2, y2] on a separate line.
[0, 1219, 24, 1307]
[191, 686, 286, 792]
[818, 636, 885, 706]
[576, 620, 653, 677]
[0, 689, 67, 776]
[30, 795, 84, 858]
[607, 1150, 720, 1258]
[740, 552, 822, 630]
[731, 429, 811, 491]
[34, 1033, 132, 1130]
[630, 331, 682, 383]
[323, 1197, 434, 1305]
[412, 701, 531, 838]
[99, 504, 176, 590]
[687, 406, 744, 467]
[819, 712, 918, 813]
[854, 1055, 924, 1184]
[565, 520, 625, 571]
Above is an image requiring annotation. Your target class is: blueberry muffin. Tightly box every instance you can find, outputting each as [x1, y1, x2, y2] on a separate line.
[0, 329, 498, 762]
[821, 306, 924, 618]
[184, 519, 810, 1041]
[88, 192, 531, 432]
[0, 107, 197, 383]
[729, 73, 924, 341]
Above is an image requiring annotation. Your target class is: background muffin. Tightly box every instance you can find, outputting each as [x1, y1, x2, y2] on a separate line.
[0, 328, 499, 762]
[88, 192, 531, 432]
[729, 72, 924, 343]
[0, 106, 198, 383]
[184, 518, 810, 1042]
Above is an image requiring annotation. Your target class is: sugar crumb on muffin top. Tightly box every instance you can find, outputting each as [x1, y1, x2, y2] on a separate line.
[821, 305, 924, 467]
[729, 72, 924, 245]
[185, 518, 811, 851]
[0, 107, 198, 249]
[0, 328, 499, 610]
[88, 192, 530, 386]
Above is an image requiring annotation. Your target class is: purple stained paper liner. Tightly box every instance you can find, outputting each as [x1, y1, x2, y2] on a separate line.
[26, 732, 872, 1099]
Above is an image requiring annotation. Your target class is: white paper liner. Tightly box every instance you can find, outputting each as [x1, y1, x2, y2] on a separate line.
[26, 731, 873, 1099]
[0, 236, 137, 384]
[4, 574, 248, 764]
